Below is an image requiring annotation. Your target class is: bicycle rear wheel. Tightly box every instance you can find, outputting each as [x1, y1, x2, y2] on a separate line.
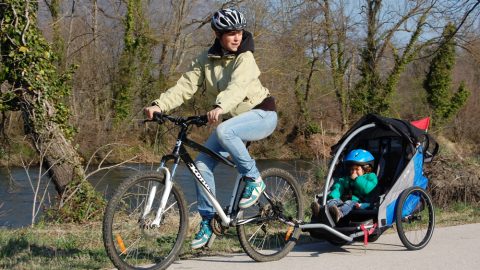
[237, 168, 304, 262]
[103, 171, 188, 270]
[395, 186, 435, 250]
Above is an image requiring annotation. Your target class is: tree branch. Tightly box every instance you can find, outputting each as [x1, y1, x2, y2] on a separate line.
[377, 2, 424, 60]
[21, 0, 31, 45]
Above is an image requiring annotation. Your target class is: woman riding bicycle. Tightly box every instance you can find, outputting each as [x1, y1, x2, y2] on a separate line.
[144, 8, 277, 249]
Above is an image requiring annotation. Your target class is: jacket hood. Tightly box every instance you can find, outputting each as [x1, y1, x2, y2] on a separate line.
[208, 30, 255, 58]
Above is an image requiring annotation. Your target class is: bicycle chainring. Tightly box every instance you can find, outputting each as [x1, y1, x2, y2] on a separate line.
[210, 215, 228, 236]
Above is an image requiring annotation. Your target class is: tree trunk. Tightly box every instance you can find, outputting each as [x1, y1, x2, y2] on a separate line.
[20, 97, 85, 194]
[322, 0, 350, 130]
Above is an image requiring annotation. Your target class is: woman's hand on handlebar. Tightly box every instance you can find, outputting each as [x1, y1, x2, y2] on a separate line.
[207, 107, 223, 124]
[144, 105, 217, 126]
[144, 105, 162, 120]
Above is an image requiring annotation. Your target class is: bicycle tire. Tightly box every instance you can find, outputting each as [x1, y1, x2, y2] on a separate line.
[237, 168, 304, 262]
[103, 171, 188, 270]
[395, 186, 435, 250]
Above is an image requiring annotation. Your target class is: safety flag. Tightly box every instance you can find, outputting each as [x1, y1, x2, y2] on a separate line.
[410, 117, 431, 131]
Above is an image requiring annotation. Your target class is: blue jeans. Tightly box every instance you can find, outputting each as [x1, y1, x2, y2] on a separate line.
[194, 109, 278, 219]
[327, 199, 356, 217]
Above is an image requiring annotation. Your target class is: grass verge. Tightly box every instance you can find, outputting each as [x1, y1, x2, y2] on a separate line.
[0, 204, 479, 270]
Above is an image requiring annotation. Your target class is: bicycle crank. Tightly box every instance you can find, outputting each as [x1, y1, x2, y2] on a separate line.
[211, 214, 228, 236]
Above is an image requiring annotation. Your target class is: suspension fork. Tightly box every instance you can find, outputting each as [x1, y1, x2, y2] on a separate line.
[141, 163, 178, 227]
[143, 138, 183, 227]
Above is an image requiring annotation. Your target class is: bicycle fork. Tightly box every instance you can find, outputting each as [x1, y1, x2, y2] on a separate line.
[140, 166, 174, 227]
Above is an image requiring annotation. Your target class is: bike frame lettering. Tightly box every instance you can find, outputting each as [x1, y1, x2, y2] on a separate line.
[185, 161, 213, 194]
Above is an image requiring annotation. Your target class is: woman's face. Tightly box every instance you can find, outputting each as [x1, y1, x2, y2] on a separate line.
[219, 30, 243, 52]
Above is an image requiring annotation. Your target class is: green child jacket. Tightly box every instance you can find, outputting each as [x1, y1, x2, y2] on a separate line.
[327, 172, 378, 202]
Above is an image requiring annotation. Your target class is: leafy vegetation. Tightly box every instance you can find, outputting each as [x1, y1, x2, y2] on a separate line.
[424, 23, 471, 125]
[45, 180, 105, 223]
[113, 0, 155, 125]
[0, 1, 74, 136]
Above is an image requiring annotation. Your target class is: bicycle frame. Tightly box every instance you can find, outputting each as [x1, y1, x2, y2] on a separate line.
[142, 122, 244, 228]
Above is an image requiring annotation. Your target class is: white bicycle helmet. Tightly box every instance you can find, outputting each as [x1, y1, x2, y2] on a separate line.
[211, 8, 247, 32]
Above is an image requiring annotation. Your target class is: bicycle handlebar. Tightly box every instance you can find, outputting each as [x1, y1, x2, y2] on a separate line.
[146, 112, 208, 127]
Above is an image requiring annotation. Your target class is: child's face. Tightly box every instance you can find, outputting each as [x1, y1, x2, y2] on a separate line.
[350, 165, 364, 179]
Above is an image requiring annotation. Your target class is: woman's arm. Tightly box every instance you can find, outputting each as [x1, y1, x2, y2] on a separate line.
[151, 53, 206, 112]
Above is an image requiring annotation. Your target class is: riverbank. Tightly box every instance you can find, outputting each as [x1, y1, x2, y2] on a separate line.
[0, 160, 313, 228]
[0, 204, 479, 270]
[2, 132, 479, 207]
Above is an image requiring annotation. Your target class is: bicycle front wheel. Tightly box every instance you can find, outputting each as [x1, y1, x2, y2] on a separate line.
[103, 171, 188, 270]
[237, 168, 304, 262]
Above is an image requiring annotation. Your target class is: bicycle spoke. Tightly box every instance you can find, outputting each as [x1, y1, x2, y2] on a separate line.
[103, 173, 188, 269]
[396, 187, 435, 250]
[248, 223, 266, 243]
[237, 168, 304, 261]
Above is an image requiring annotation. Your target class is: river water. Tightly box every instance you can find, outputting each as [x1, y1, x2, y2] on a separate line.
[0, 160, 315, 228]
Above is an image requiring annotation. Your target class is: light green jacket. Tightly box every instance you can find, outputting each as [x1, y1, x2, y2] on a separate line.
[152, 50, 270, 116]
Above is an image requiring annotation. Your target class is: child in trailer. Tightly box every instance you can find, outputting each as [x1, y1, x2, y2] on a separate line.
[313, 149, 378, 222]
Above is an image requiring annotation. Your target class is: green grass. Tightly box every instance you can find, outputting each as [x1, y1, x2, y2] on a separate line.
[0, 223, 109, 270]
[0, 217, 244, 270]
[0, 204, 479, 269]
[435, 202, 480, 226]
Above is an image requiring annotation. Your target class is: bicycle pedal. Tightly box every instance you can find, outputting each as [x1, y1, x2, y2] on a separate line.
[206, 233, 216, 249]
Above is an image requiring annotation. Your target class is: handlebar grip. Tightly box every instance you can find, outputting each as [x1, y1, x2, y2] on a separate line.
[152, 111, 165, 123]
[192, 115, 208, 127]
[198, 115, 208, 125]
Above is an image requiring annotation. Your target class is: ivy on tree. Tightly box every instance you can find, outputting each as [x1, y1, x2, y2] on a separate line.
[424, 22, 470, 125]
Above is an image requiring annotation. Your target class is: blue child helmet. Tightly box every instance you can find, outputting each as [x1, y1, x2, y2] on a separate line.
[344, 149, 374, 166]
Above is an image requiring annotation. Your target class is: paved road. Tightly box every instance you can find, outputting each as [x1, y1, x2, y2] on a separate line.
[168, 223, 480, 270]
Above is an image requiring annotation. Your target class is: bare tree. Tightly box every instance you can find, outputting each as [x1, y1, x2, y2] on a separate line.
[350, 0, 480, 116]
[22, 139, 54, 226]
[317, 0, 355, 130]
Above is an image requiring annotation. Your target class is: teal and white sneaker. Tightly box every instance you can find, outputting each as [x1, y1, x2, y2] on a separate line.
[239, 177, 266, 209]
[191, 219, 213, 249]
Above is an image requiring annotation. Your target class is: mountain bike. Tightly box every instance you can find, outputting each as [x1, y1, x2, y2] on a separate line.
[102, 112, 304, 270]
